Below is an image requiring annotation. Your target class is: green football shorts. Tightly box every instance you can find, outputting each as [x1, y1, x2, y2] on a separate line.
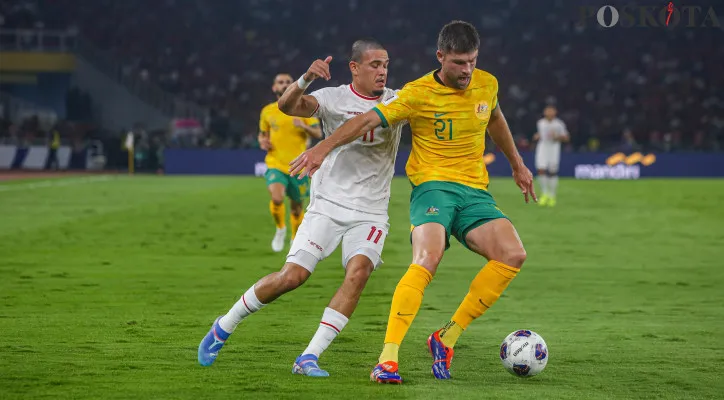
[409, 180, 508, 249]
[264, 168, 309, 203]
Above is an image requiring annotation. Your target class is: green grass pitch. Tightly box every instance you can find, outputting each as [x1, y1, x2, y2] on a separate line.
[1, 175, 723, 399]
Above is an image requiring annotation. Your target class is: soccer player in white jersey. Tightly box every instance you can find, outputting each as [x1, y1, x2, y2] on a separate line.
[533, 105, 569, 207]
[197, 39, 404, 377]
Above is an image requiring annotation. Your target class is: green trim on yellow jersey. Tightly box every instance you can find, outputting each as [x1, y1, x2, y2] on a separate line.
[373, 107, 389, 128]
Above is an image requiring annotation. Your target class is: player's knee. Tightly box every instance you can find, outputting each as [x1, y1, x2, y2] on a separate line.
[271, 197, 284, 206]
[344, 265, 372, 292]
[501, 247, 527, 269]
[414, 249, 443, 275]
[278, 263, 310, 291]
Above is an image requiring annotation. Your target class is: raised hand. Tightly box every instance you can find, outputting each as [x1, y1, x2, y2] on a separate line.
[303, 56, 332, 82]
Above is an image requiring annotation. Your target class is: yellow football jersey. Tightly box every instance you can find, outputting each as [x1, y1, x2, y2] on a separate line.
[372, 69, 498, 190]
[259, 102, 319, 174]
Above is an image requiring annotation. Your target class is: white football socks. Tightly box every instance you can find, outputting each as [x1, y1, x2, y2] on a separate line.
[549, 176, 559, 198]
[538, 175, 550, 197]
[218, 285, 266, 333]
[302, 307, 349, 358]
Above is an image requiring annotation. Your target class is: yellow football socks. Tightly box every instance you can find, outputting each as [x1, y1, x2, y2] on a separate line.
[441, 260, 519, 348]
[379, 264, 433, 363]
[290, 211, 304, 239]
[438, 320, 464, 348]
[269, 200, 286, 229]
[379, 343, 399, 365]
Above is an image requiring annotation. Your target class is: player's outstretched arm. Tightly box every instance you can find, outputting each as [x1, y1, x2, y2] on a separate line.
[289, 110, 382, 178]
[278, 56, 332, 118]
[487, 106, 537, 203]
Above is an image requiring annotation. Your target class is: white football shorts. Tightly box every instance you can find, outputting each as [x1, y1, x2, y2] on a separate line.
[535, 145, 561, 173]
[286, 197, 389, 273]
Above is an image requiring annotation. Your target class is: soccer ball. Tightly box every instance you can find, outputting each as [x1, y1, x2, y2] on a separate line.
[499, 330, 548, 378]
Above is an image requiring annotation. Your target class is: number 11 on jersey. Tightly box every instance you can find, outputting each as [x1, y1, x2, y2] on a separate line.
[367, 226, 384, 244]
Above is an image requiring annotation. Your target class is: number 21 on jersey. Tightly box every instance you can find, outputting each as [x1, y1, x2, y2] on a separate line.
[434, 118, 453, 140]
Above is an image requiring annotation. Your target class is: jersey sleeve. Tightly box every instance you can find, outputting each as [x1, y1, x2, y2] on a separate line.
[372, 85, 415, 128]
[309, 87, 333, 119]
[259, 107, 270, 132]
[559, 120, 569, 137]
[304, 116, 320, 126]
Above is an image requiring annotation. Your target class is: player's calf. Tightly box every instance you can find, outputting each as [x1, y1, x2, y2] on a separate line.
[255, 262, 312, 301]
[197, 263, 311, 367]
[327, 255, 374, 315]
[296, 256, 374, 376]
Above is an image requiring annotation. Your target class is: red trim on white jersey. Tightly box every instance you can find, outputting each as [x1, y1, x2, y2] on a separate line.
[349, 84, 381, 101]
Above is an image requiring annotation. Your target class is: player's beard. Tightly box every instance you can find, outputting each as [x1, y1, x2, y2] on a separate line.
[453, 74, 471, 89]
[274, 89, 285, 98]
[372, 89, 384, 97]
[443, 69, 470, 89]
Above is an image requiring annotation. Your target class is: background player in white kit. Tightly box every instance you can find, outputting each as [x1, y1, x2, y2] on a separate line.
[533, 105, 569, 207]
[197, 39, 404, 378]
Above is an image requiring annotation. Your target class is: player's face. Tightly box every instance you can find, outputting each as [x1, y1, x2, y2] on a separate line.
[437, 50, 478, 89]
[544, 106, 557, 119]
[272, 74, 293, 97]
[351, 49, 389, 97]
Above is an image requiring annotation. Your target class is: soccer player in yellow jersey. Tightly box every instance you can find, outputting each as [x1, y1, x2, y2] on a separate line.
[290, 20, 537, 383]
[259, 73, 321, 252]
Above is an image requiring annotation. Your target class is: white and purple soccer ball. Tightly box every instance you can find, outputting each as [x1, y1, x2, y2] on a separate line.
[499, 330, 549, 378]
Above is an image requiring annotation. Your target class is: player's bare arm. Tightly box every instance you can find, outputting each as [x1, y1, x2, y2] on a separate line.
[278, 56, 332, 117]
[293, 119, 322, 139]
[289, 110, 381, 178]
[487, 106, 537, 203]
[532, 132, 540, 142]
[558, 131, 570, 143]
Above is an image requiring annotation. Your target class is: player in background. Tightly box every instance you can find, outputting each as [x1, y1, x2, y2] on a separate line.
[290, 20, 536, 384]
[259, 74, 322, 252]
[198, 39, 405, 378]
[533, 105, 569, 207]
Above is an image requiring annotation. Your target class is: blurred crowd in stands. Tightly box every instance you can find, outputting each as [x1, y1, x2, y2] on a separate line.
[1, 0, 723, 152]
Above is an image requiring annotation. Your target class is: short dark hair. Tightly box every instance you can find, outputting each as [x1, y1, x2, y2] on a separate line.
[437, 20, 480, 53]
[350, 38, 385, 63]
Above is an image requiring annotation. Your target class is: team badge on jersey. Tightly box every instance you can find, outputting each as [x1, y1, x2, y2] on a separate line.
[475, 102, 491, 120]
[425, 206, 439, 216]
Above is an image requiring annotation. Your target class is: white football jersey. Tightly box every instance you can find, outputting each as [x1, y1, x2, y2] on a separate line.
[309, 84, 404, 215]
[536, 117, 567, 152]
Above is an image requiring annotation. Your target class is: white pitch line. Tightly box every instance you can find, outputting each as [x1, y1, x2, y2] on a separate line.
[0, 175, 116, 192]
